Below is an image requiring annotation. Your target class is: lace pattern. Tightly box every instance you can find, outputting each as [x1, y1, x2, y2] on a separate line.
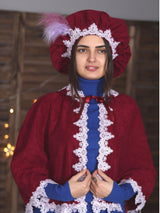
[26, 179, 57, 213]
[97, 103, 114, 171]
[25, 179, 87, 213]
[68, 85, 120, 213]
[65, 84, 84, 97]
[110, 89, 119, 97]
[119, 178, 146, 212]
[91, 197, 123, 213]
[62, 84, 119, 100]
[62, 23, 120, 60]
[73, 103, 89, 172]
[91, 103, 115, 212]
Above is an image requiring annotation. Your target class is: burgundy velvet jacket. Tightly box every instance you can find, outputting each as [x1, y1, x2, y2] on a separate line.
[11, 85, 156, 213]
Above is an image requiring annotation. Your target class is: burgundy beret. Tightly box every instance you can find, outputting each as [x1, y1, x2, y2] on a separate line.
[41, 10, 131, 78]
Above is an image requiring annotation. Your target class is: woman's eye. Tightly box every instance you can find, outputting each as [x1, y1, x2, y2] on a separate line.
[97, 49, 107, 54]
[77, 48, 87, 53]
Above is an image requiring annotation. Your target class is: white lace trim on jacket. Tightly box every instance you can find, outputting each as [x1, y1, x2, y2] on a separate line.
[73, 102, 89, 172]
[70, 87, 121, 213]
[25, 179, 87, 213]
[91, 197, 123, 213]
[97, 103, 114, 171]
[120, 178, 146, 212]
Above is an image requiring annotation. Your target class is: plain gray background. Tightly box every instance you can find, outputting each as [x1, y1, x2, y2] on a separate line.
[0, 0, 159, 21]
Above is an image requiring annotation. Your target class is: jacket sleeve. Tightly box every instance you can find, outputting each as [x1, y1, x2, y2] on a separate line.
[104, 182, 135, 204]
[117, 96, 156, 212]
[11, 95, 73, 210]
[44, 181, 74, 201]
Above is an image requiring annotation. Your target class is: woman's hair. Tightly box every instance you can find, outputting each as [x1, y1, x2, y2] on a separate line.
[68, 37, 113, 104]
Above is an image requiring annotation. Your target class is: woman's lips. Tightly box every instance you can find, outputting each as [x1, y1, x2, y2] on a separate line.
[85, 66, 98, 71]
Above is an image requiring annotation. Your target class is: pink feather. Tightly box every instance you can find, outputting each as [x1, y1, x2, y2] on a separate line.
[39, 13, 70, 43]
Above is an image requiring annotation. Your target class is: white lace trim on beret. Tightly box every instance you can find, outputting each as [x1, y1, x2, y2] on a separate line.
[62, 23, 120, 60]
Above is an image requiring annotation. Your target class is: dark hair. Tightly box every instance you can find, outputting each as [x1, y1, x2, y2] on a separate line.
[68, 37, 113, 104]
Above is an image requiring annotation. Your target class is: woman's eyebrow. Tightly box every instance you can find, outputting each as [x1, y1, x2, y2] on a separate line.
[95, 45, 106, 48]
[77, 45, 106, 48]
[77, 45, 89, 48]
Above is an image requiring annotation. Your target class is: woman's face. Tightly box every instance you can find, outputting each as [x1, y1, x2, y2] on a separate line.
[75, 35, 107, 80]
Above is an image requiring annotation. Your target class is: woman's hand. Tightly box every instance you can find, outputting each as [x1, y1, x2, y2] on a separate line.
[68, 168, 91, 198]
[90, 169, 113, 198]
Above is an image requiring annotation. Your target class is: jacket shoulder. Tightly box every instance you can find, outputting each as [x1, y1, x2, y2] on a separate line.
[112, 93, 138, 108]
[110, 93, 141, 119]
[34, 87, 68, 106]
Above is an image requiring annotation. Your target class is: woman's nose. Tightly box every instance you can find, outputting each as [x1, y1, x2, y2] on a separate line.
[87, 51, 96, 62]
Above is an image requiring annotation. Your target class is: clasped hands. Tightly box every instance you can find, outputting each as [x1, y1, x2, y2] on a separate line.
[68, 168, 113, 199]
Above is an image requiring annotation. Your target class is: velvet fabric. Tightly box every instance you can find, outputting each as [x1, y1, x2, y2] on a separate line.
[11, 85, 156, 212]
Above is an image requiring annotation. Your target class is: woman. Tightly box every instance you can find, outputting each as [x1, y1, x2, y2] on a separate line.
[11, 10, 156, 213]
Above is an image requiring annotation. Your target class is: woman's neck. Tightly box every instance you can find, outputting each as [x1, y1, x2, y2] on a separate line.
[78, 76, 104, 97]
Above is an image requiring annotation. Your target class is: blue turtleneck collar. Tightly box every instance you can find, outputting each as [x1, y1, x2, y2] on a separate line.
[78, 76, 104, 97]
